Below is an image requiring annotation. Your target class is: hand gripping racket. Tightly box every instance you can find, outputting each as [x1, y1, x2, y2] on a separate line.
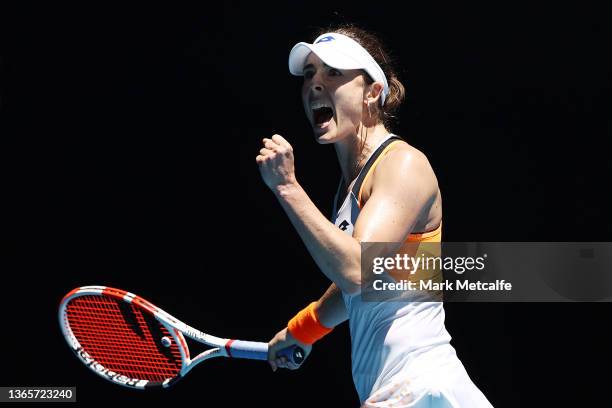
[59, 285, 304, 389]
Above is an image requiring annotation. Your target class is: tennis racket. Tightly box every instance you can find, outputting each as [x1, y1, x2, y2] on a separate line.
[59, 285, 304, 389]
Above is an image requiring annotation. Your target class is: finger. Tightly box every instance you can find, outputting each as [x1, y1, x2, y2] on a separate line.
[264, 139, 281, 151]
[262, 137, 280, 149]
[259, 148, 274, 156]
[255, 155, 265, 163]
[271, 134, 291, 148]
[286, 361, 299, 370]
[275, 358, 285, 368]
[269, 360, 277, 372]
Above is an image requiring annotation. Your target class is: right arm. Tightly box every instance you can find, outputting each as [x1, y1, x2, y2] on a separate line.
[315, 283, 347, 328]
[268, 283, 347, 371]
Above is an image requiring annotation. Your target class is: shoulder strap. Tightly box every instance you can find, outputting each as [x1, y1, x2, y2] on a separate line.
[351, 135, 403, 199]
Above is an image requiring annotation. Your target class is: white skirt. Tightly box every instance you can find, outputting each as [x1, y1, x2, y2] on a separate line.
[361, 344, 493, 408]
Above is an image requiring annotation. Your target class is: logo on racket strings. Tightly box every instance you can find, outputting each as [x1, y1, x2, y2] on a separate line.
[75, 347, 148, 387]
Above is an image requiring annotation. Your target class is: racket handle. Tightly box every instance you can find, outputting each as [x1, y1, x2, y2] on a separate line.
[276, 344, 305, 365]
[225, 340, 304, 365]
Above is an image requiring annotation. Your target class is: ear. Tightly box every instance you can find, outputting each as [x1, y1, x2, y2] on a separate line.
[365, 81, 384, 106]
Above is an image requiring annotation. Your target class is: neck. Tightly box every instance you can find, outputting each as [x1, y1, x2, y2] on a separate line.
[334, 122, 391, 184]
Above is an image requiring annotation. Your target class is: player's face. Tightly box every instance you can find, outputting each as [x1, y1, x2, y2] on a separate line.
[301, 53, 368, 144]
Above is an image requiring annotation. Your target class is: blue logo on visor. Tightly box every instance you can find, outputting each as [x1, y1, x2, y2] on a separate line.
[315, 36, 335, 43]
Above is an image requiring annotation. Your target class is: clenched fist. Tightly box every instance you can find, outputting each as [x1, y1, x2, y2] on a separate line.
[256, 134, 297, 191]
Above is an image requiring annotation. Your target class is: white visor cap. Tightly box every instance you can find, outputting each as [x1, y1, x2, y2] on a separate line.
[288, 32, 389, 106]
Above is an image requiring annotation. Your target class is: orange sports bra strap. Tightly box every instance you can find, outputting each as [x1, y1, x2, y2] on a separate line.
[353, 135, 404, 205]
[351, 135, 443, 243]
[407, 221, 442, 242]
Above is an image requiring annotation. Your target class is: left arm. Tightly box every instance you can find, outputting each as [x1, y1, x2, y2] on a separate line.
[256, 135, 438, 295]
[257, 135, 361, 294]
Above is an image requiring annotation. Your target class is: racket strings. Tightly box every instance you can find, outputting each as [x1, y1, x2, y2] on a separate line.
[66, 295, 182, 382]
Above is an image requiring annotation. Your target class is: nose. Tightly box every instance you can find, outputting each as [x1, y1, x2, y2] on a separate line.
[310, 71, 324, 93]
[311, 83, 323, 92]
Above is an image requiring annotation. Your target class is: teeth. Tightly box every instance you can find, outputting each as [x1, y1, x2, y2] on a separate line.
[311, 101, 332, 110]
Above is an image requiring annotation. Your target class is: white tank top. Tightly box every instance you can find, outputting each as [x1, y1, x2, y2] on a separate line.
[331, 134, 453, 403]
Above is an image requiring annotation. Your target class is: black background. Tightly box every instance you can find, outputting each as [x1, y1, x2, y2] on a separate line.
[2, 2, 611, 407]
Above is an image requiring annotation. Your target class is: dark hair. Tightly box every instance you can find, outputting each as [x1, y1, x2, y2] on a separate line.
[316, 24, 406, 128]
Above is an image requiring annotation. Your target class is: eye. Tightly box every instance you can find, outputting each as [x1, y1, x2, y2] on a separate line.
[304, 70, 314, 79]
[328, 68, 342, 77]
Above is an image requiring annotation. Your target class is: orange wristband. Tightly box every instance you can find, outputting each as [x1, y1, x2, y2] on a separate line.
[287, 301, 333, 345]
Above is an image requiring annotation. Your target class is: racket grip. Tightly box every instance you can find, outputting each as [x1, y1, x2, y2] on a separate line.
[226, 340, 304, 365]
[276, 345, 305, 365]
[226, 340, 268, 360]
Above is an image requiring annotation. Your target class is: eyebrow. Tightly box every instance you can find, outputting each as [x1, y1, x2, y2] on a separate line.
[303, 62, 333, 71]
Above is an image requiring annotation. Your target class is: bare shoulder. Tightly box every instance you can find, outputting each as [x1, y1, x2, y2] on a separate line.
[360, 139, 439, 206]
[359, 139, 442, 231]
[375, 140, 437, 185]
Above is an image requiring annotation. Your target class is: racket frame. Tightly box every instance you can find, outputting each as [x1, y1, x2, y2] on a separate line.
[59, 285, 270, 389]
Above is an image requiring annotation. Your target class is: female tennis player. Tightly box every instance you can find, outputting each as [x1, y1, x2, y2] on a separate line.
[256, 25, 493, 407]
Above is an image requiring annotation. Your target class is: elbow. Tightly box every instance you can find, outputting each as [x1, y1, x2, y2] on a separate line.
[338, 271, 362, 296]
[342, 282, 361, 296]
[332, 242, 363, 295]
[338, 248, 362, 295]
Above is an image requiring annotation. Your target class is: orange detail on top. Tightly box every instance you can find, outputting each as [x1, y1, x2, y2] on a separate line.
[356, 140, 403, 206]
[407, 221, 442, 242]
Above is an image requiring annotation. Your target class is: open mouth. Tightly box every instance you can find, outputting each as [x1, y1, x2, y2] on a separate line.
[311, 102, 334, 127]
